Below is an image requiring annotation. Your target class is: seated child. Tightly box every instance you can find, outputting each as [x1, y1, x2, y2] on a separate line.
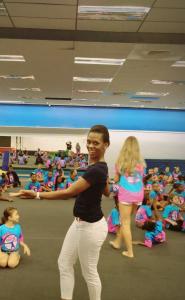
[54, 175, 66, 191]
[135, 194, 152, 228]
[107, 185, 120, 234]
[25, 172, 41, 192]
[162, 194, 185, 232]
[42, 170, 55, 192]
[0, 173, 10, 192]
[133, 209, 166, 248]
[0, 207, 30, 268]
[6, 165, 21, 188]
[66, 169, 78, 188]
[149, 183, 166, 210]
[34, 164, 44, 182]
[170, 183, 185, 210]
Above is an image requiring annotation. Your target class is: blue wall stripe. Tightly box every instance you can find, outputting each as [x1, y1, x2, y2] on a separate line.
[0, 104, 185, 132]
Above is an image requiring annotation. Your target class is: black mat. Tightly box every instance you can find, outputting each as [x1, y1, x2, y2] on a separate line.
[0, 197, 185, 300]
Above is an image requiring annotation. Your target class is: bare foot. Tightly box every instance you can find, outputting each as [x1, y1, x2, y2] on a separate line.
[109, 241, 121, 250]
[132, 241, 140, 245]
[122, 251, 134, 258]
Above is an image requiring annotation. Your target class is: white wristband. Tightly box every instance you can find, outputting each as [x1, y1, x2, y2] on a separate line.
[36, 192, 40, 199]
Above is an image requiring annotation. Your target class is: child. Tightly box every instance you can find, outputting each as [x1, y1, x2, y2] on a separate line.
[42, 170, 55, 192]
[25, 172, 41, 192]
[34, 164, 44, 182]
[133, 209, 166, 248]
[0, 207, 31, 268]
[54, 175, 66, 191]
[6, 165, 21, 188]
[0, 173, 9, 192]
[107, 184, 120, 234]
[149, 183, 165, 210]
[172, 166, 181, 181]
[170, 183, 185, 209]
[135, 193, 152, 228]
[162, 195, 185, 232]
[66, 169, 78, 188]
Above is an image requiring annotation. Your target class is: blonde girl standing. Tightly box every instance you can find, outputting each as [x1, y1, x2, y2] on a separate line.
[110, 136, 146, 258]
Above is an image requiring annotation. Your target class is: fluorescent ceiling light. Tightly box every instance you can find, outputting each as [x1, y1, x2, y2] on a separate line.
[151, 80, 173, 85]
[10, 87, 41, 91]
[0, 75, 35, 80]
[75, 57, 125, 66]
[135, 92, 169, 97]
[0, 3, 7, 16]
[72, 98, 100, 102]
[111, 104, 121, 107]
[0, 100, 24, 104]
[0, 55, 25, 62]
[77, 90, 103, 93]
[73, 77, 112, 83]
[171, 61, 185, 67]
[78, 6, 150, 21]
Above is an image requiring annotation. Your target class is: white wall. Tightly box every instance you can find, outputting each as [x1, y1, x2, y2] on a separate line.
[106, 131, 185, 176]
[10, 130, 185, 177]
[11, 134, 88, 153]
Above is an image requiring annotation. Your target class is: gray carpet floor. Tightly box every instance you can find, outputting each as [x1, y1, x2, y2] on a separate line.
[0, 196, 185, 300]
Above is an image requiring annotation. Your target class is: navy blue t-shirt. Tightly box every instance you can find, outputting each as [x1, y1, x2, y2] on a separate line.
[73, 161, 108, 222]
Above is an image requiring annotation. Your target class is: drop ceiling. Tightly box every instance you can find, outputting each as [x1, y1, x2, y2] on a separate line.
[0, 0, 185, 109]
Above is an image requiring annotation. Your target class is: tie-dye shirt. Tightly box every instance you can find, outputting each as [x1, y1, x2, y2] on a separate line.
[135, 205, 152, 225]
[144, 221, 166, 248]
[25, 181, 41, 192]
[115, 164, 144, 204]
[0, 224, 23, 253]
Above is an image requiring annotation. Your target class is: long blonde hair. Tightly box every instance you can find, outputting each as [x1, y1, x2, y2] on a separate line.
[116, 136, 146, 175]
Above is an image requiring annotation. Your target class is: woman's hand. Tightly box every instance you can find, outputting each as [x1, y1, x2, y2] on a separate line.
[9, 190, 37, 199]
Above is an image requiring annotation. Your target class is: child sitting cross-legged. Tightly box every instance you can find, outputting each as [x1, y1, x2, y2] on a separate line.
[162, 194, 185, 232]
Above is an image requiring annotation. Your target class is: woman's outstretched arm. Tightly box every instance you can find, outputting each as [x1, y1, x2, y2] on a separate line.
[10, 177, 91, 200]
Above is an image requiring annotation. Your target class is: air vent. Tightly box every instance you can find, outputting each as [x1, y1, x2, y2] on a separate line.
[45, 97, 71, 101]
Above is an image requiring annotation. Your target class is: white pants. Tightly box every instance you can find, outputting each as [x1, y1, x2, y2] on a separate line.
[58, 217, 108, 300]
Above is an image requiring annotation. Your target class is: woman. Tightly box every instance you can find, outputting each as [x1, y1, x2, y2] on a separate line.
[10, 125, 110, 300]
[110, 136, 146, 258]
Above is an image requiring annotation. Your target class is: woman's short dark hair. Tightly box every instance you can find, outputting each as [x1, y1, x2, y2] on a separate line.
[88, 125, 110, 145]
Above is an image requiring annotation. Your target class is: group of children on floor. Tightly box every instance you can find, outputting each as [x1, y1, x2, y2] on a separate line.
[0, 164, 185, 269]
[108, 165, 185, 248]
[9, 147, 88, 169]
[0, 164, 78, 201]
[24, 165, 78, 192]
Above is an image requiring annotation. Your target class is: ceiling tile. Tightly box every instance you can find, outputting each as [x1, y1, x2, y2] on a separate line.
[140, 22, 185, 33]
[4, 0, 77, 4]
[154, 0, 185, 8]
[146, 8, 185, 22]
[127, 44, 185, 61]
[75, 42, 134, 58]
[0, 16, 13, 27]
[12, 17, 76, 30]
[6, 3, 77, 19]
[77, 20, 141, 32]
